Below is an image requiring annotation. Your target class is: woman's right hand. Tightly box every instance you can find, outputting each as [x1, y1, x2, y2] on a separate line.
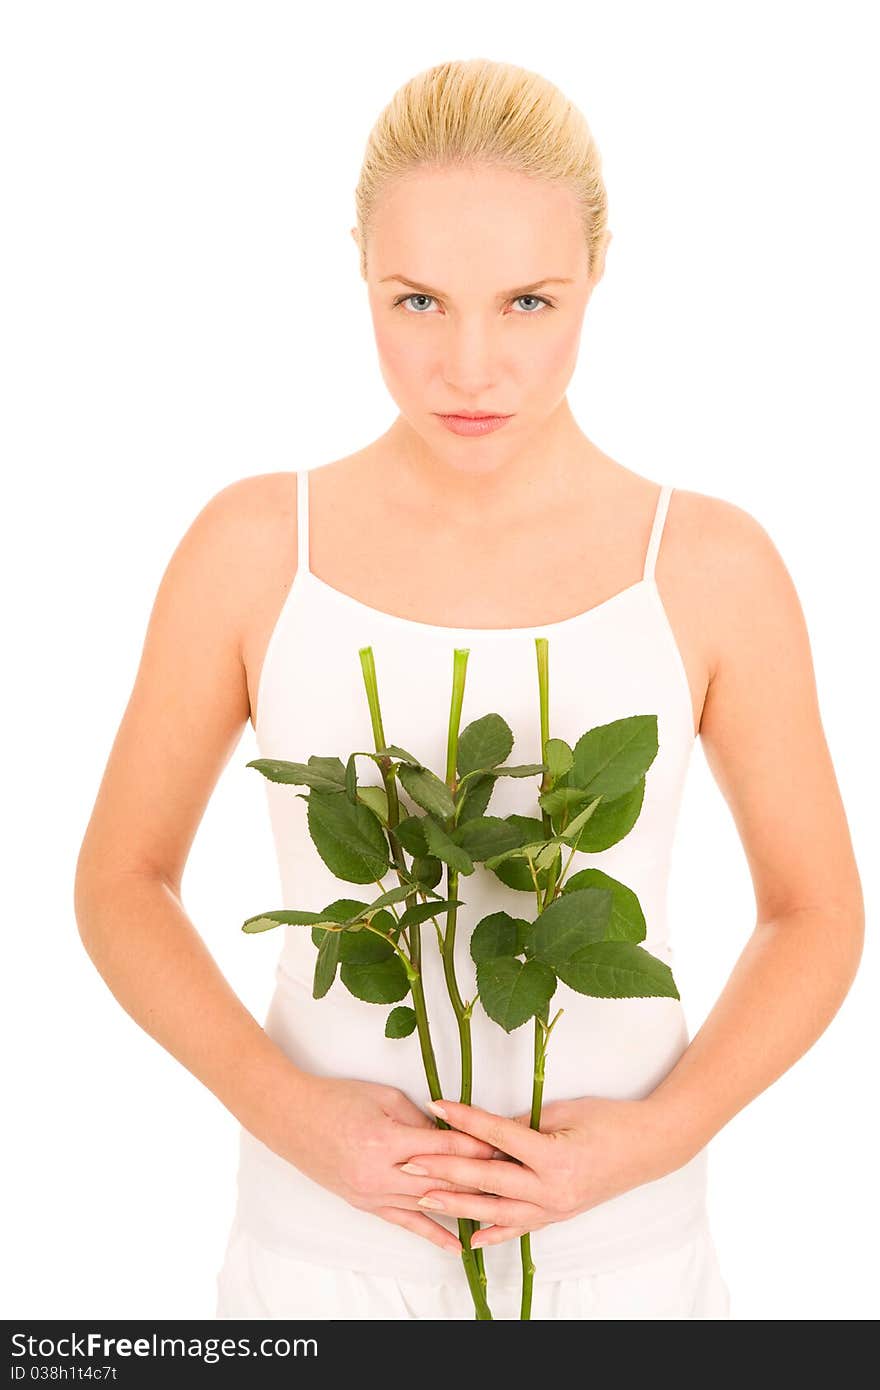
[264, 1071, 502, 1254]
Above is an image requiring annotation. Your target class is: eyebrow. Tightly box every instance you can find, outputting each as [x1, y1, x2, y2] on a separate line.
[379, 274, 575, 298]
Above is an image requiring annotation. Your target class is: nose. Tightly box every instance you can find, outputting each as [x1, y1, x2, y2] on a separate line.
[440, 319, 501, 397]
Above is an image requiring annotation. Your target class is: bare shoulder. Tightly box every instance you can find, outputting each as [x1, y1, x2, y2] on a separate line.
[215, 472, 300, 724]
[638, 482, 785, 738]
[661, 484, 802, 686]
[198, 469, 297, 573]
[169, 469, 299, 654]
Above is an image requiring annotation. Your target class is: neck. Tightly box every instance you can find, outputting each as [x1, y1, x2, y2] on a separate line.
[368, 398, 608, 529]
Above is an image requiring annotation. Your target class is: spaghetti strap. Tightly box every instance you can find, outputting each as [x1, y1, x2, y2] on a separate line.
[643, 484, 673, 581]
[296, 469, 311, 576]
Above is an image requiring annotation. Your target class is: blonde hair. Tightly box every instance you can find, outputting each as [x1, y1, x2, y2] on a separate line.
[353, 58, 609, 281]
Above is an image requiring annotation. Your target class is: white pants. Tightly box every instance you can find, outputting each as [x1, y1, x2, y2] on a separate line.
[214, 1212, 732, 1320]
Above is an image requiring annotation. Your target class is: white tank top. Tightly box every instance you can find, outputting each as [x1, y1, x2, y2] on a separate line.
[232, 465, 710, 1285]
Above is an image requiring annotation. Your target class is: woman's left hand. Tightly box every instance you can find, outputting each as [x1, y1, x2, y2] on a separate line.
[398, 1093, 694, 1248]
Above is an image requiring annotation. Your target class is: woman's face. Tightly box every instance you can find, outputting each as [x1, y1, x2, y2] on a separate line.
[359, 163, 607, 470]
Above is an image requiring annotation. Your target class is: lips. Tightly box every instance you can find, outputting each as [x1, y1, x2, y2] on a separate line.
[435, 412, 513, 436]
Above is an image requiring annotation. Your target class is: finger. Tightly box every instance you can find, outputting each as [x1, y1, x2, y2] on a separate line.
[376, 1204, 463, 1255]
[395, 1171, 488, 1198]
[424, 1098, 546, 1166]
[470, 1224, 534, 1249]
[398, 1154, 539, 1202]
[416, 1189, 545, 1226]
[509, 1109, 563, 1135]
[393, 1120, 497, 1162]
[389, 1090, 501, 1153]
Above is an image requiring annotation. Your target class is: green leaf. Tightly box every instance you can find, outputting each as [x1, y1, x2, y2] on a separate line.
[385, 1006, 418, 1038]
[307, 789, 390, 883]
[539, 786, 591, 816]
[363, 883, 416, 911]
[410, 855, 443, 890]
[568, 716, 659, 799]
[483, 843, 536, 870]
[398, 763, 457, 820]
[556, 940, 679, 999]
[534, 840, 562, 872]
[311, 909, 400, 967]
[310, 898, 367, 945]
[545, 738, 573, 781]
[487, 815, 557, 893]
[558, 795, 603, 844]
[391, 815, 429, 857]
[457, 713, 514, 777]
[308, 755, 349, 783]
[338, 927, 395, 965]
[313, 927, 342, 998]
[242, 917, 283, 935]
[376, 744, 424, 764]
[528, 888, 615, 970]
[563, 779, 647, 852]
[345, 753, 358, 804]
[455, 771, 496, 823]
[562, 869, 646, 942]
[470, 911, 528, 963]
[454, 816, 527, 862]
[493, 762, 547, 778]
[245, 757, 345, 791]
[357, 784, 389, 825]
[397, 897, 464, 929]
[340, 956, 411, 1004]
[476, 957, 557, 1033]
[422, 816, 474, 875]
[242, 907, 328, 934]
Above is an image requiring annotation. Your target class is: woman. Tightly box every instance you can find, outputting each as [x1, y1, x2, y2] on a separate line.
[74, 59, 864, 1320]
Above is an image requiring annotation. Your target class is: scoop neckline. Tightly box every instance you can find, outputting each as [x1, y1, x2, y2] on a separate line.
[300, 565, 656, 637]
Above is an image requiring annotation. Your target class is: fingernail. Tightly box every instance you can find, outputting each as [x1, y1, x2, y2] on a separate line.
[400, 1163, 429, 1175]
[418, 1196, 444, 1209]
[426, 1099, 447, 1119]
[470, 1235, 485, 1248]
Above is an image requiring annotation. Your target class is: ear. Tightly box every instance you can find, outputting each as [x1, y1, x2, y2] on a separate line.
[349, 226, 360, 246]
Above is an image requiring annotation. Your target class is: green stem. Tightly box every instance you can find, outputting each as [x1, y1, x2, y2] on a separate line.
[359, 646, 492, 1320]
[519, 1017, 542, 1319]
[520, 639, 560, 1320]
[355, 919, 418, 977]
[441, 868, 474, 1099]
[439, 648, 490, 1310]
[359, 648, 445, 1101]
[520, 1005, 564, 1319]
[552, 835, 581, 895]
[535, 637, 561, 909]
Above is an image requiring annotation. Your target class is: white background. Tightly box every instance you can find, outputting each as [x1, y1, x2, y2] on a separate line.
[2, 0, 876, 1321]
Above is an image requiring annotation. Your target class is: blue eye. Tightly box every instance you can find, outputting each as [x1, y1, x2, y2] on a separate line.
[397, 293, 436, 313]
[393, 292, 553, 315]
[512, 295, 551, 313]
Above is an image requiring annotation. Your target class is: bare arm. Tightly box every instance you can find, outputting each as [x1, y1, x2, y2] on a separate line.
[74, 871, 306, 1147]
[647, 497, 865, 1155]
[73, 475, 308, 1151]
